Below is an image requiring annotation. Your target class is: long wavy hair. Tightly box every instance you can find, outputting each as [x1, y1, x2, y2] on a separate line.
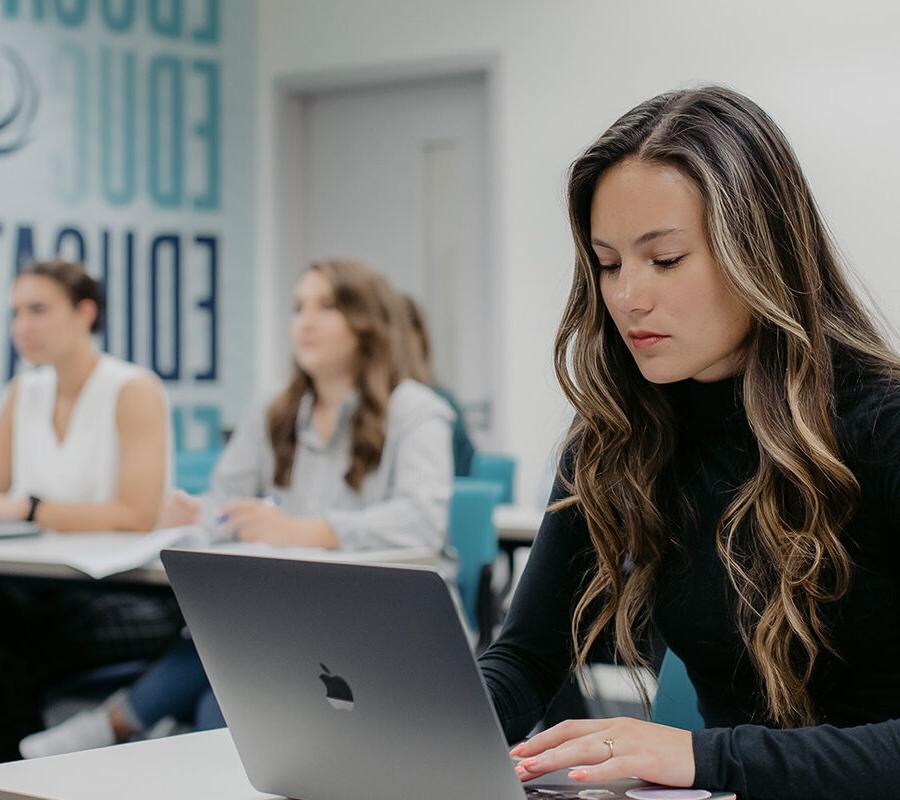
[556, 86, 900, 727]
[267, 258, 412, 490]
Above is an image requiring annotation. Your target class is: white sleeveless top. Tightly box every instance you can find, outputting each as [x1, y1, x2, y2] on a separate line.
[10, 355, 168, 503]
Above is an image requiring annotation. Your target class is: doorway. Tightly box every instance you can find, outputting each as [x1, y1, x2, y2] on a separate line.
[272, 68, 497, 444]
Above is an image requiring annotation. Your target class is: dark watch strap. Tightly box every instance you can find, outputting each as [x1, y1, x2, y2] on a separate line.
[25, 496, 40, 523]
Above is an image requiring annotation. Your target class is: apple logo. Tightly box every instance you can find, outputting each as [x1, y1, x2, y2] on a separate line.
[318, 663, 354, 711]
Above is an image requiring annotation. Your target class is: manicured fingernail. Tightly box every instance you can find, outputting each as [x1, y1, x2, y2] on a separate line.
[569, 770, 587, 781]
[510, 744, 524, 756]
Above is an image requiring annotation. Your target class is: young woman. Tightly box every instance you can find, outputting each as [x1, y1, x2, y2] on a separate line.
[478, 87, 900, 799]
[21, 258, 456, 757]
[0, 260, 170, 530]
[0, 260, 178, 761]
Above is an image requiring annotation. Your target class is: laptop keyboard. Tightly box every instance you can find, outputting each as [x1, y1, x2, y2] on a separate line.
[525, 788, 614, 799]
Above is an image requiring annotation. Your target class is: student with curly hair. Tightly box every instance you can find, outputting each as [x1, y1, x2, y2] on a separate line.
[479, 87, 900, 799]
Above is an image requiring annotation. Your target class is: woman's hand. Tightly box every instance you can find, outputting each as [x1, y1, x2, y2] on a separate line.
[0, 494, 28, 521]
[156, 490, 202, 528]
[511, 717, 695, 787]
[223, 500, 337, 548]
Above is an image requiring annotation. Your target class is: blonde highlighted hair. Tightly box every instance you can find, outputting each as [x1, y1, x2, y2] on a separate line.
[556, 86, 900, 727]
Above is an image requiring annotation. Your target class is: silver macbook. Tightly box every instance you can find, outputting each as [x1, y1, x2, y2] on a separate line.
[161, 549, 731, 800]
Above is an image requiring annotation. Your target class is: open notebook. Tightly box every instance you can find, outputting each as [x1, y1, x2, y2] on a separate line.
[0, 526, 206, 579]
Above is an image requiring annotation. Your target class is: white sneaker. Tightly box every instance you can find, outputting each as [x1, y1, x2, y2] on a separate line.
[19, 708, 116, 759]
[144, 716, 179, 740]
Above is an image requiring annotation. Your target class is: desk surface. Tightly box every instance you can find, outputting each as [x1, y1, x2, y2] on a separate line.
[0, 507, 542, 586]
[0, 729, 275, 800]
[0, 559, 168, 585]
[0, 539, 441, 585]
[494, 504, 543, 542]
[0, 729, 736, 800]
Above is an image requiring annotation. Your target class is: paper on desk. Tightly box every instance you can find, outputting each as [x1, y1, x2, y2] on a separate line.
[0, 526, 209, 579]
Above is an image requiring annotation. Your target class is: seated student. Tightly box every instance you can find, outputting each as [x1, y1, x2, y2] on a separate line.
[0, 260, 179, 761]
[403, 294, 476, 476]
[21, 257, 455, 757]
[477, 86, 900, 799]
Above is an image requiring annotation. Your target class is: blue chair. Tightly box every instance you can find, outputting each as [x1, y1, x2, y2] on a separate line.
[172, 405, 224, 452]
[651, 649, 705, 730]
[469, 453, 516, 505]
[193, 406, 224, 449]
[175, 449, 221, 495]
[448, 477, 503, 651]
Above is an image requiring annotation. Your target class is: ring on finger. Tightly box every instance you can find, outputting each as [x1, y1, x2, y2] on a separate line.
[603, 737, 615, 759]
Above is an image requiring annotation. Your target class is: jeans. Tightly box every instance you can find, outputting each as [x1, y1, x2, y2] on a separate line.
[128, 636, 224, 731]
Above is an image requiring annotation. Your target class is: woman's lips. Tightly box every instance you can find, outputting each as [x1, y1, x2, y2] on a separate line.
[629, 334, 669, 350]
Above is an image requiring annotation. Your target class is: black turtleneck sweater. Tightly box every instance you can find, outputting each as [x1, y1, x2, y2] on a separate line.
[478, 367, 900, 800]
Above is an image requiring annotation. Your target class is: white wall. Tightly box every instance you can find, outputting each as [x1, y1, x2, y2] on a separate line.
[255, 0, 900, 504]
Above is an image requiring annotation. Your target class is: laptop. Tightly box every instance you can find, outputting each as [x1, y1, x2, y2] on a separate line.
[161, 549, 734, 800]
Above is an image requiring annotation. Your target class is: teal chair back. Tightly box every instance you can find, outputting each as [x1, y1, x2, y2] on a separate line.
[651, 650, 705, 730]
[469, 453, 516, 504]
[172, 405, 224, 451]
[449, 478, 503, 632]
[175, 449, 221, 495]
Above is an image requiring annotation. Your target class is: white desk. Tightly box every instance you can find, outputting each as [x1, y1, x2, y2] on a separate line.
[0, 534, 440, 586]
[494, 504, 543, 544]
[0, 513, 528, 587]
[0, 729, 275, 800]
[0, 729, 736, 800]
[0, 528, 202, 583]
[0, 498, 541, 585]
[0, 559, 167, 585]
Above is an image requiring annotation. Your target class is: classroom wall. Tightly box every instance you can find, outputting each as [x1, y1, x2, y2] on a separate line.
[0, 0, 257, 446]
[255, 0, 900, 503]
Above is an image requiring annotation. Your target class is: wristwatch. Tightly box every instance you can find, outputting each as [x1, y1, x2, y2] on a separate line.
[25, 495, 41, 523]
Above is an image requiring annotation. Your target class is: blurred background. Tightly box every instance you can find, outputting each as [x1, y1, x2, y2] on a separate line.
[1, 0, 897, 506]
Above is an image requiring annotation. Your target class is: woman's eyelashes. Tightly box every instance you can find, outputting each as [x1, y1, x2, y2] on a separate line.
[596, 254, 686, 272]
[653, 254, 686, 269]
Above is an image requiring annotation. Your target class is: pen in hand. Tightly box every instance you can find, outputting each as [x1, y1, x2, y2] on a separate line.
[216, 494, 282, 528]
